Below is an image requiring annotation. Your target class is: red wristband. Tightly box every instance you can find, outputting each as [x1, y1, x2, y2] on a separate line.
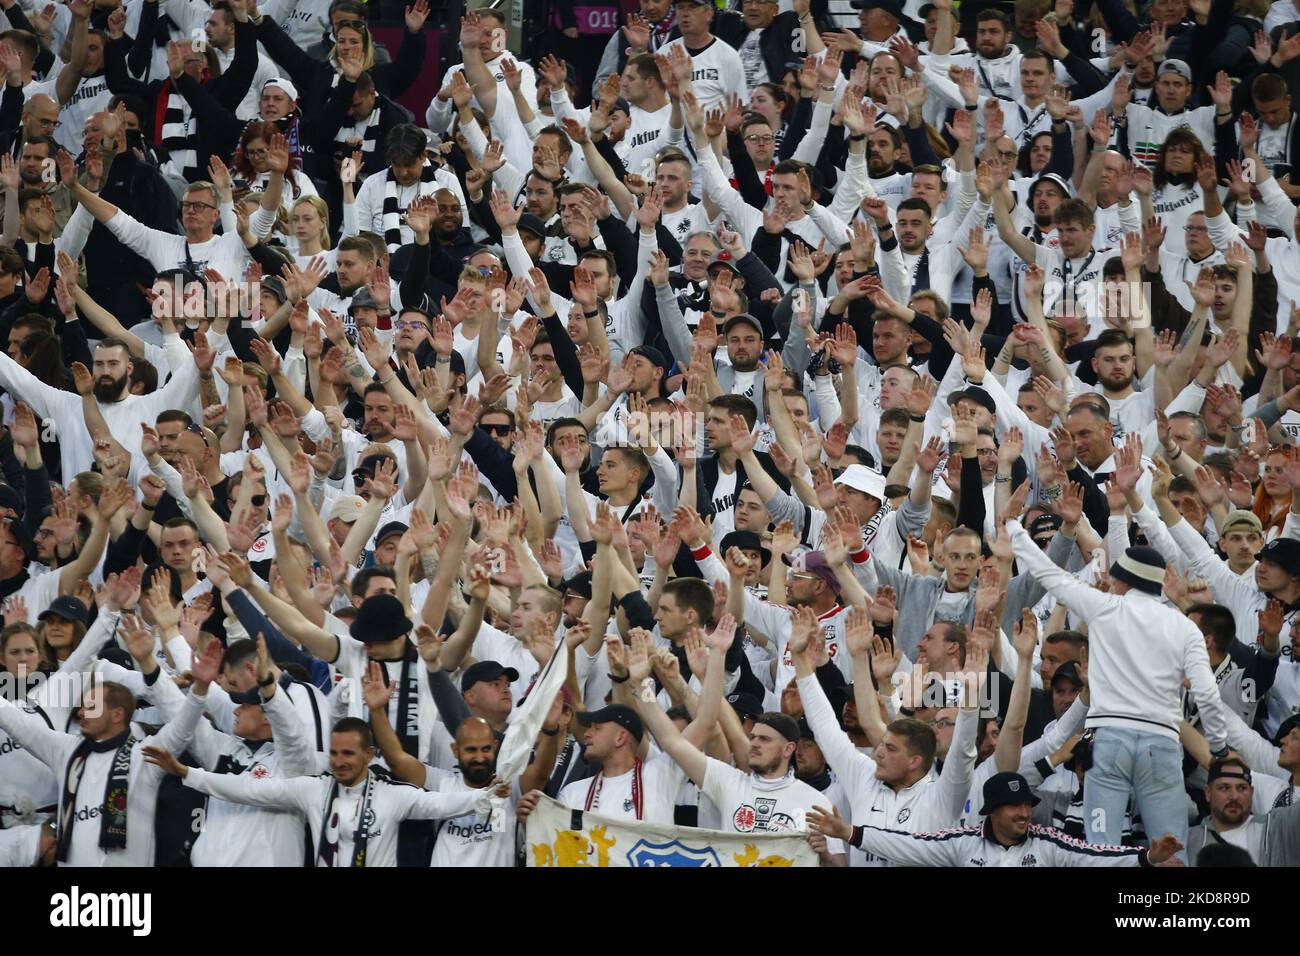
[690, 544, 713, 561]
[850, 548, 870, 564]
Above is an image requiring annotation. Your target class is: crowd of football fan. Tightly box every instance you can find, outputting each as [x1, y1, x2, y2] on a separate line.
[0, 0, 1297, 868]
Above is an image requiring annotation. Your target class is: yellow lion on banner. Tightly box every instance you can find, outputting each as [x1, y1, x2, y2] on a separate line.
[531, 826, 617, 867]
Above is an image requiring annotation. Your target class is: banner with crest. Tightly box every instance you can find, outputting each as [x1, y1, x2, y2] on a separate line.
[525, 795, 818, 867]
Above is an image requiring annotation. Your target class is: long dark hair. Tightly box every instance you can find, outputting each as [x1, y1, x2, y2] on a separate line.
[1152, 126, 1205, 189]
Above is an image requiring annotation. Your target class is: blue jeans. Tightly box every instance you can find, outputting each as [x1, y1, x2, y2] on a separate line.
[1083, 727, 1188, 860]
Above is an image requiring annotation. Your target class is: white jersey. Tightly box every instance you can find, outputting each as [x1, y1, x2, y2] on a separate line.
[423, 769, 520, 867]
[182, 767, 485, 867]
[623, 103, 673, 181]
[558, 751, 685, 824]
[660, 37, 746, 112]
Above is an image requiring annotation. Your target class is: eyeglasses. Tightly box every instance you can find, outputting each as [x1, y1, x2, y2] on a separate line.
[34, 118, 60, 130]
[1033, 536, 1054, 549]
[976, 448, 999, 458]
[396, 320, 428, 331]
[744, 134, 775, 144]
[481, 422, 514, 436]
[34, 528, 54, 539]
[250, 494, 267, 507]
[246, 147, 269, 158]
[352, 470, 373, 486]
[931, 718, 956, 730]
[180, 201, 216, 212]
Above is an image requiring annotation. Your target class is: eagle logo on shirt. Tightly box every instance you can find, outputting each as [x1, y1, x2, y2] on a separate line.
[733, 805, 757, 831]
[251, 764, 269, 779]
[1021, 854, 1039, 866]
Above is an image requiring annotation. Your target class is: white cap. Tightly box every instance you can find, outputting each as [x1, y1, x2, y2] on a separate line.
[328, 495, 366, 523]
[262, 76, 299, 102]
[833, 464, 886, 502]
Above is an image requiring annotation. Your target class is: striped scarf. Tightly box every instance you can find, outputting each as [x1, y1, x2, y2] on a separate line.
[382, 162, 438, 251]
[334, 106, 381, 160]
[154, 78, 200, 180]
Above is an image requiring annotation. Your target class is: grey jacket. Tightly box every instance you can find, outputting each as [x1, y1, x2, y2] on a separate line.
[856, 529, 1078, 661]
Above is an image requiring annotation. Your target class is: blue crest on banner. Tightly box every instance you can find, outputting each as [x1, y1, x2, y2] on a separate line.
[626, 838, 721, 867]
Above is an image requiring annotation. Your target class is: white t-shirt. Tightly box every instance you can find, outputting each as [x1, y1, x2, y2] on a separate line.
[623, 103, 674, 180]
[423, 769, 521, 868]
[558, 751, 685, 824]
[701, 758, 845, 857]
[739, 29, 769, 92]
[660, 37, 747, 112]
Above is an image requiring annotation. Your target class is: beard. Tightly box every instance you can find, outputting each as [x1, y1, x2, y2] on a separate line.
[462, 759, 496, 787]
[750, 754, 785, 777]
[92, 372, 128, 402]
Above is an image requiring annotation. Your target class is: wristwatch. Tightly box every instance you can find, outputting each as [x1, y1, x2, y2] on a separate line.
[608, 672, 629, 684]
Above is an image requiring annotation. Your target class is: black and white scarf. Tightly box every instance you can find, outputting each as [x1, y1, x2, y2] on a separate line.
[334, 106, 381, 160]
[56, 730, 136, 863]
[317, 771, 377, 867]
[385, 646, 422, 757]
[156, 81, 200, 181]
[382, 162, 438, 252]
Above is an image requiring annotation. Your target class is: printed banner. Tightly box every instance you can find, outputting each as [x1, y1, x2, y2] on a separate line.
[525, 795, 818, 867]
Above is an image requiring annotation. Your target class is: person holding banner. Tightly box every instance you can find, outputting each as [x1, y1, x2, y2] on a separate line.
[625, 614, 847, 864]
[361, 656, 564, 866]
[808, 773, 1188, 868]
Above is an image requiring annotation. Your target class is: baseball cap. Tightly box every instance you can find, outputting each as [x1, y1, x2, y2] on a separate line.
[1222, 510, 1264, 536]
[721, 314, 764, 337]
[1158, 59, 1192, 81]
[576, 704, 644, 742]
[1206, 760, 1252, 785]
[1051, 661, 1083, 689]
[851, 0, 903, 14]
[561, 570, 593, 600]
[38, 595, 89, 625]
[328, 495, 367, 523]
[260, 276, 288, 304]
[262, 76, 299, 102]
[0, 483, 22, 514]
[1273, 713, 1300, 745]
[781, 549, 841, 595]
[949, 386, 997, 416]
[978, 772, 1041, 815]
[757, 712, 801, 743]
[707, 251, 742, 277]
[3, 518, 35, 560]
[834, 463, 886, 502]
[726, 692, 763, 720]
[461, 660, 520, 693]
[1257, 538, 1300, 577]
[375, 521, 408, 546]
[628, 344, 670, 372]
[517, 212, 547, 240]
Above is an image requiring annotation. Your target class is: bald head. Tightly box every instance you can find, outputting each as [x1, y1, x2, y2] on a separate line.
[452, 716, 499, 786]
[456, 715, 497, 746]
[22, 94, 58, 139]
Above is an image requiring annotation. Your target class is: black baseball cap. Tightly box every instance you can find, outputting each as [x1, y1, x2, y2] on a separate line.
[461, 660, 521, 693]
[1051, 661, 1083, 689]
[561, 570, 593, 600]
[3, 518, 35, 560]
[1029, 513, 1064, 539]
[517, 212, 547, 240]
[1257, 538, 1300, 577]
[1274, 713, 1300, 745]
[628, 344, 670, 372]
[39, 595, 89, 625]
[576, 703, 644, 741]
[348, 593, 412, 644]
[375, 521, 408, 546]
[978, 772, 1041, 815]
[726, 692, 763, 720]
[948, 386, 996, 416]
[0, 484, 22, 514]
[757, 712, 801, 743]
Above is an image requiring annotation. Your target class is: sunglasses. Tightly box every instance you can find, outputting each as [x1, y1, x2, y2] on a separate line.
[481, 422, 513, 436]
[251, 494, 267, 507]
[352, 470, 373, 486]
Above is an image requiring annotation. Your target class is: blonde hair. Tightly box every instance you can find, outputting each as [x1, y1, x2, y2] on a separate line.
[330, 22, 376, 73]
[291, 195, 332, 249]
